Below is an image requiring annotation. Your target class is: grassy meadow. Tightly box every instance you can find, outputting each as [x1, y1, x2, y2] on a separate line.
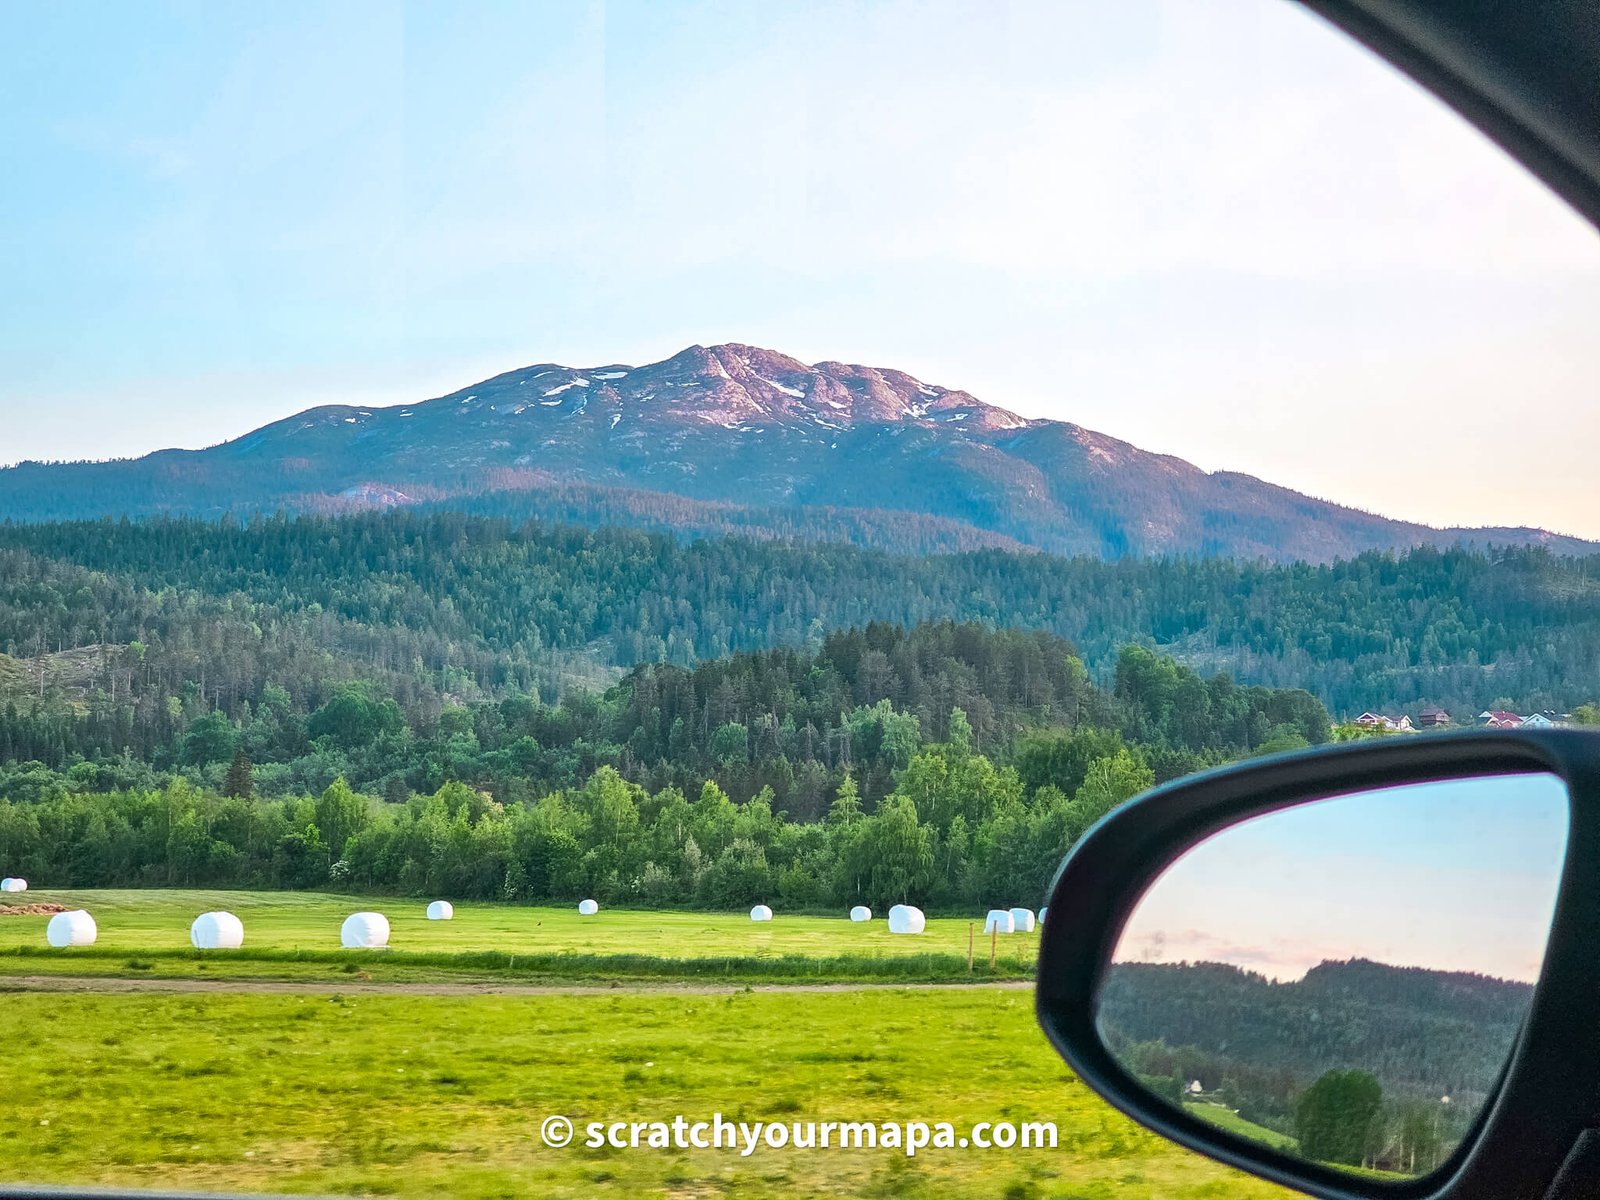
[0, 986, 1292, 1200]
[1185, 1103, 1298, 1154]
[0, 890, 1039, 983]
[0, 890, 1298, 1197]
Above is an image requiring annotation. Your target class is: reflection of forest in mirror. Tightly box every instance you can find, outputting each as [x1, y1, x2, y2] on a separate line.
[1098, 773, 1568, 1178]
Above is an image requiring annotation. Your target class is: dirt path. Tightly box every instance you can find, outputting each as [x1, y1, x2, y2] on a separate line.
[0, 975, 1034, 997]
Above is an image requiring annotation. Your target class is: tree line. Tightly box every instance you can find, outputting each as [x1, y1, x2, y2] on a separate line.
[0, 620, 1337, 912]
[0, 727, 1151, 914]
[2, 513, 1599, 728]
[0, 622, 1328, 815]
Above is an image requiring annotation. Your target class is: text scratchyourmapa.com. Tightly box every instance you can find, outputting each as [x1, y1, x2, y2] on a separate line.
[539, 1113, 1058, 1158]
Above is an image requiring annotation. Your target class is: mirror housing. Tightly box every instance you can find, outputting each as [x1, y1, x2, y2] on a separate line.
[1035, 730, 1600, 1200]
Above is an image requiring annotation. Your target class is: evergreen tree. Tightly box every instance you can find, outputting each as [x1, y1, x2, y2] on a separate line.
[1295, 1070, 1384, 1167]
[223, 750, 254, 800]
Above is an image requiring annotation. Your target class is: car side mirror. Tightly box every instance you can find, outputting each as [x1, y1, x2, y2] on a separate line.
[1034, 730, 1600, 1200]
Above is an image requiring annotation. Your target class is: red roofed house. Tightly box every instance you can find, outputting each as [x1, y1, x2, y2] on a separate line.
[1477, 711, 1524, 728]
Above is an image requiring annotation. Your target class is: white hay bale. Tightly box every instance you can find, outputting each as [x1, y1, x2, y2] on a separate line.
[984, 909, 1015, 935]
[750, 904, 773, 922]
[849, 905, 871, 922]
[426, 900, 454, 921]
[1039, 905, 1049, 925]
[1, 877, 26, 893]
[46, 909, 96, 948]
[190, 911, 244, 950]
[1009, 906, 1037, 933]
[887, 904, 926, 934]
[578, 899, 599, 916]
[340, 911, 390, 949]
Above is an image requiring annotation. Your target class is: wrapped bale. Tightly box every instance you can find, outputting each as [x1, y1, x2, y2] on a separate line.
[887, 904, 926, 934]
[190, 911, 244, 949]
[426, 901, 454, 921]
[1009, 906, 1037, 933]
[46, 909, 96, 947]
[578, 899, 599, 916]
[849, 905, 871, 922]
[1039, 905, 1049, 925]
[983, 909, 1015, 935]
[341, 911, 391, 949]
[750, 904, 773, 922]
[1, 878, 26, 893]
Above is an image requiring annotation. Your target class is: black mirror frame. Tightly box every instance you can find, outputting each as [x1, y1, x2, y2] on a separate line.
[1035, 729, 1600, 1200]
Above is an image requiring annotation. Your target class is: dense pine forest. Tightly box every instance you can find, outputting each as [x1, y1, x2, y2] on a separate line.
[3, 514, 1600, 736]
[0, 617, 1328, 908]
[1104, 959, 1531, 1171]
[0, 618, 1327, 801]
[1, 507, 1591, 914]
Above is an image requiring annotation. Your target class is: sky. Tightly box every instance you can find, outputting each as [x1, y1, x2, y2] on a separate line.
[3, 0, 1598, 534]
[1114, 772, 1571, 984]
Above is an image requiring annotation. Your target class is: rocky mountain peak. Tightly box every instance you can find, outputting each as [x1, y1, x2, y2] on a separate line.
[2, 341, 1589, 564]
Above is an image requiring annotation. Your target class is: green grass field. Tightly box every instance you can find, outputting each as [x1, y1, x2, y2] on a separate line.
[0, 987, 1292, 1199]
[0, 890, 1039, 983]
[1184, 1103, 1298, 1153]
[0, 890, 1299, 1197]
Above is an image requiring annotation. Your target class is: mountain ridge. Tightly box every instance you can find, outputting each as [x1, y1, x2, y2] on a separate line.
[2, 342, 1590, 563]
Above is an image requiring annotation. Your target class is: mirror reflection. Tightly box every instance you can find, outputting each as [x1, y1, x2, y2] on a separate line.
[1097, 772, 1568, 1180]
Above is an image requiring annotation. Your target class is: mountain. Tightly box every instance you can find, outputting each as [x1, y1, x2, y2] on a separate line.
[1103, 958, 1532, 1097]
[2, 343, 1589, 562]
[1102, 958, 1529, 1148]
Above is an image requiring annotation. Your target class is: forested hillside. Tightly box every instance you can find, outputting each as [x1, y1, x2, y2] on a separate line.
[1105, 959, 1529, 1100]
[3, 514, 1599, 736]
[0, 614, 1325, 803]
[0, 620, 1328, 922]
[2, 506, 1588, 931]
[1104, 959, 1531, 1170]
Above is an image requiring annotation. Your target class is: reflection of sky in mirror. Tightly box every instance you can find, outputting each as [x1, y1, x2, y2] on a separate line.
[1115, 774, 1569, 983]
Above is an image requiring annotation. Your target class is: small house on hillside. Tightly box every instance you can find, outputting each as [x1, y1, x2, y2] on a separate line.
[1478, 711, 1524, 728]
[1417, 706, 1452, 727]
[1521, 712, 1563, 729]
[1355, 712, 1414, 732]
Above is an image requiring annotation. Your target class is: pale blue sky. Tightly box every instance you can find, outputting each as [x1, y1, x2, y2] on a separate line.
[4, 1, 1598, 534]
[1118, 773, 1571, 983]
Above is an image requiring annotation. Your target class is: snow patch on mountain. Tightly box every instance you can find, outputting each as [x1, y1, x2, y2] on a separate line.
[754, 373, 804, 398]
[543, 379, 591, 397]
